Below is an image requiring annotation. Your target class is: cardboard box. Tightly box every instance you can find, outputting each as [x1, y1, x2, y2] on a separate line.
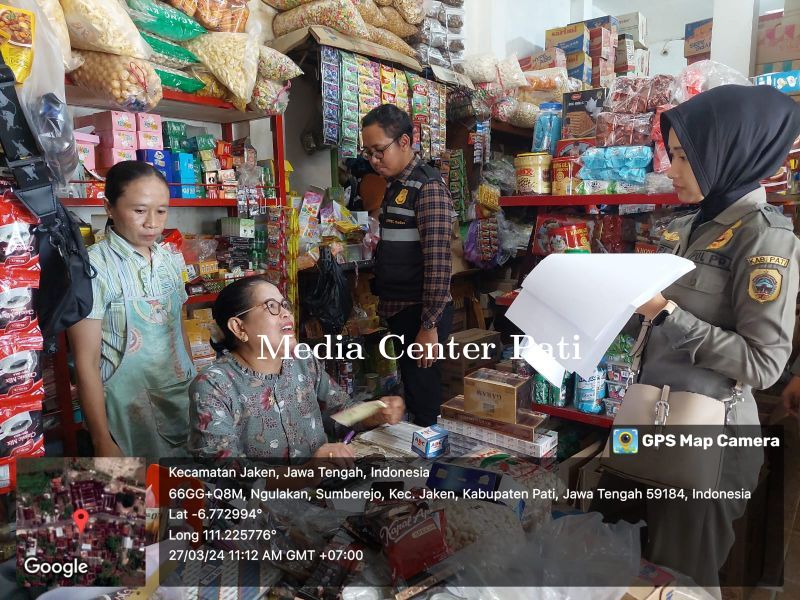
[96, 147, 136, 169]
[557, 438, 604, 494]
[566, 51, 593, 84]
[756, 59, 800, 74]
[411, 425, 449, 458]
[136, 113, 162, 134]
[173, 152, 195, 181]
[545, 23, 590, 55]
[463, 368, 532, 424]
[74, 132, 99, 171]
[135, 149, 173, 183]
[617, 12, 647, 49]
[576, 456, 603, 511]
[97, 130, 136, 150]
[440, 395, 547, 442]
[757, 10, 800, 64]
[581, 15, 620, 37]
[616, 34, 635, 71]
[592, 56, 615, 76]
[634, 48, 650, 76]
[137, 132, 163, 150]
[174, 184, 198, 199]
[75, 110, 135, 132]
[684, 18, 713, 57]
[592, 74, 616, 89]
[590, 27, 615, 60]
[518, 47, 566, 71]
[687, 52, 711, 66]
[755, 69, 800, 94]
[562, 88, 607, 139]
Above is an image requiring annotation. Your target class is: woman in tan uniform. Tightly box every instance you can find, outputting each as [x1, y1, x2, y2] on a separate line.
[592, 85, 800, 590]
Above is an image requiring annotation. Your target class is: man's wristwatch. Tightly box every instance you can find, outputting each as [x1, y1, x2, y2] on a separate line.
[652, 300, 678, 326]
[422, 320, 436, 330]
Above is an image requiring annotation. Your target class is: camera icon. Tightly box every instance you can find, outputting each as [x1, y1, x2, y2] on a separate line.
[612, 428, 639, 454]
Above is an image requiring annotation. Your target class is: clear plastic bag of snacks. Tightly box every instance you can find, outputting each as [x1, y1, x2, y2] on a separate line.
[70, 50, 163, 111]
[184, 31, 258, 101]
[257, 45, 302, 81]
[393, 0, 423, 25]
[379, 6, 418, 38]
[34, 0, 83, 71]
[496, 54, 527, 89]
[595, 112, 654, 147]
[272, 0, 369, 38]
[607, 75, 675, 114]
[367, 25, 416, 57]
[671, 59, 751, 104]
[141, 32, 199, 68]
[352, 0, 385, 28]
[61, 0, 151, 58]
[463, 53, 497, 84]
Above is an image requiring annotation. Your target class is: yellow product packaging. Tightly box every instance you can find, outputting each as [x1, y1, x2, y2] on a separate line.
[0, 4, 34, 83]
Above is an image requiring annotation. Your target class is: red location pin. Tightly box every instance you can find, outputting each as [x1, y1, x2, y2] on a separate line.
[73, 509, 89, 534]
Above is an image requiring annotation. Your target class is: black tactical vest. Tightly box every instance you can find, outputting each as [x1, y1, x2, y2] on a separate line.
[373, 161, 441, 301]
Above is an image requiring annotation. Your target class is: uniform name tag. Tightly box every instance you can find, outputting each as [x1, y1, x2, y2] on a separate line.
[746, 255, 790, 268]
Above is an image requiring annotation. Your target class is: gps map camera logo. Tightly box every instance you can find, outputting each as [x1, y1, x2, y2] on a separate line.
[612, 428, 639, 454]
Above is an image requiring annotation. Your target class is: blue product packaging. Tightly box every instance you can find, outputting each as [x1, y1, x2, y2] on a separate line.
[136, 149, 173, 183]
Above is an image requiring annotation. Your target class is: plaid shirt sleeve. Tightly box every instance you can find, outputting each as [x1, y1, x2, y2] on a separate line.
[416, 178, 454, 327]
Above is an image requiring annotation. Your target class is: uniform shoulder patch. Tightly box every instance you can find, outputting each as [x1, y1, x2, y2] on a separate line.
[748, 268, 782, 303]
[747, 255, 790, 268]
[395, 189, 409, 205]
[759, 204, 794, 230]
[661, 230, 680, 242]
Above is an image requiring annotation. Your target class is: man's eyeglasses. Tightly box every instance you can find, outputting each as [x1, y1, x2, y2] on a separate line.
[235, 298, 293, 318]
[362, 137, 400, 160]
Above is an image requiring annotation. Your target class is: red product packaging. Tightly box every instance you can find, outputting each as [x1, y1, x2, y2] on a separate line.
[595, 112, 654, 147]
[0, 399, 43, 457]
[0, 319, 43, 402]
[0, 456, 16, 493]
[608, 75, 675, 113]
[0, 284, 35, 337]
[533, 214, 588, 255]
[374, 503, 450, 583]
[0, 198, 40, 287]
[595, 214, 626, 253]
[651, 104, 675, 173]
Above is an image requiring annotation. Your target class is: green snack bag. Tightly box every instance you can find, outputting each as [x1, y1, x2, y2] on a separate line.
[127, 0, 206, 41]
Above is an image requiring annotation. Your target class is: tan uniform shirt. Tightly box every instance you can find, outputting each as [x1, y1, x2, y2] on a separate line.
[646, 188, 800, 425]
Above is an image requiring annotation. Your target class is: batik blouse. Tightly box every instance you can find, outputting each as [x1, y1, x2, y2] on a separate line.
[188, 353, 358, 461]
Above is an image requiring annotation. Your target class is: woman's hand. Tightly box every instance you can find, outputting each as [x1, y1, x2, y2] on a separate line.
[377, 396, 405, 425]
[313, 442, 354, 469]
[635, 293, 669, 321]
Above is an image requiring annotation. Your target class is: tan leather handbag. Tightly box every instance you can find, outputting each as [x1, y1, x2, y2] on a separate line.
[600, 321, 742, 491]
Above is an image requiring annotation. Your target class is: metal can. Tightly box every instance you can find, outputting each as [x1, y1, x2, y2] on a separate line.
[515, 152, 552, 195]
[551, 156, 581, 196]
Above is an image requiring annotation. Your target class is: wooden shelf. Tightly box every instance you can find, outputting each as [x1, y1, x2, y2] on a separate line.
[66, 85, 263, 125]
[61, 197, 237, 208]
[500, 193, 682, 207]
[491, 120, 534, 139]
[533, 403, 614, 428]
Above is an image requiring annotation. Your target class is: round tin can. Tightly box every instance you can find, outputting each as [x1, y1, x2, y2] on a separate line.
[549, 224, 590, 253]
[551, 156, 580, 196]
[515, 152, 551, 195]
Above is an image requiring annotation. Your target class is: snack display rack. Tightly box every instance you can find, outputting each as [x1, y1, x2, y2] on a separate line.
[51, 92, 288, 455]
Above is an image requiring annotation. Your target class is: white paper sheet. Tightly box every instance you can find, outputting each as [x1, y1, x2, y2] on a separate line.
[507, 254, 695, 384]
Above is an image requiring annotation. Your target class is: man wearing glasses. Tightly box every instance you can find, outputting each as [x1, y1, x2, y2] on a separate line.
[361, 104, 455, 426]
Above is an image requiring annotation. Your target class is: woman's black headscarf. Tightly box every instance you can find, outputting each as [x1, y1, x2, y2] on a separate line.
[661, 84, 800, 225]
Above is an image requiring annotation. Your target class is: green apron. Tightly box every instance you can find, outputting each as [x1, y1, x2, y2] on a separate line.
[103, 247, 194, 461]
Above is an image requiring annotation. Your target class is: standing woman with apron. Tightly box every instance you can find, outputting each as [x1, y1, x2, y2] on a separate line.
[68, 161, 194, 461]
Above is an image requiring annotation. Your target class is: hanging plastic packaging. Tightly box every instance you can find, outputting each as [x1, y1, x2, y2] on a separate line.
[272, 0, 370, 39]
[257, 45, 302, 81]
[184, 31, 258, 101]
[154, 64, 205, 92]
[60, 0, 151, 58]
[126, 0, 207, 41]
[33, 0, 82, 71]
[141, 31, 199, 68]
[69, 50, 163, 112]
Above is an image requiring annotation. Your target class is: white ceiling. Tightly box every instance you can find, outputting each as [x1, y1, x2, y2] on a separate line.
[594, 0, 785, 44]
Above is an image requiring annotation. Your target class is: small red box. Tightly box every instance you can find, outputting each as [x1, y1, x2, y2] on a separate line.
[215, 141, 231, 157]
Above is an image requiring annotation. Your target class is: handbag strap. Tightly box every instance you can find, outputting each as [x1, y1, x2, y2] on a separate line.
[629, 317, 744, 404]
[0, 53, 58, 221]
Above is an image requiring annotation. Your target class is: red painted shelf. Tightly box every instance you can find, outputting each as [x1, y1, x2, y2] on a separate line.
[186, 293, 219, 305]
[60, 197, 237, 208]
[533, 403, 614, 428]
[66, 84, 261, 124]
[500, 193, 682, 207]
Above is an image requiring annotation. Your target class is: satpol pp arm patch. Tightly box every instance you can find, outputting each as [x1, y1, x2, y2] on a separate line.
[748, 268, 782, 303]
[746, 255, 790, 268]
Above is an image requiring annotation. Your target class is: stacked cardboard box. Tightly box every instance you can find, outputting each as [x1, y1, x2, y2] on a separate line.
[545, 23, 592, 85]
[684, 18, 712, 64]
[756, 10, 800, 76]
[616, 12, 647, 49]
[440, 329, 503, 400]
[518, 47, 566, 72]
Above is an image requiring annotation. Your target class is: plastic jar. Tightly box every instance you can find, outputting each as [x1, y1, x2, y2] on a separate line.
[515, 152, 551, 194]
[532, 102, 562, 156]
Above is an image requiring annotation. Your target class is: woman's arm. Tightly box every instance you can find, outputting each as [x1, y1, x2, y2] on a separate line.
[68, 319, 122, 457]
[187, 370, 244, 459]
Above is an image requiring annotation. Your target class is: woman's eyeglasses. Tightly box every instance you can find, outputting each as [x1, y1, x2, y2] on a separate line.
[235, 298, 293, 318]
[361, 137, 400, 160]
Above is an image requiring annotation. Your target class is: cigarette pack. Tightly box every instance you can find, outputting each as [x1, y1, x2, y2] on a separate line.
[411, 425, 449, 458]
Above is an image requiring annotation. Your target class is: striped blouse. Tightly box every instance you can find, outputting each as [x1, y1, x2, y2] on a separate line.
[87, 228, 188, 382]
